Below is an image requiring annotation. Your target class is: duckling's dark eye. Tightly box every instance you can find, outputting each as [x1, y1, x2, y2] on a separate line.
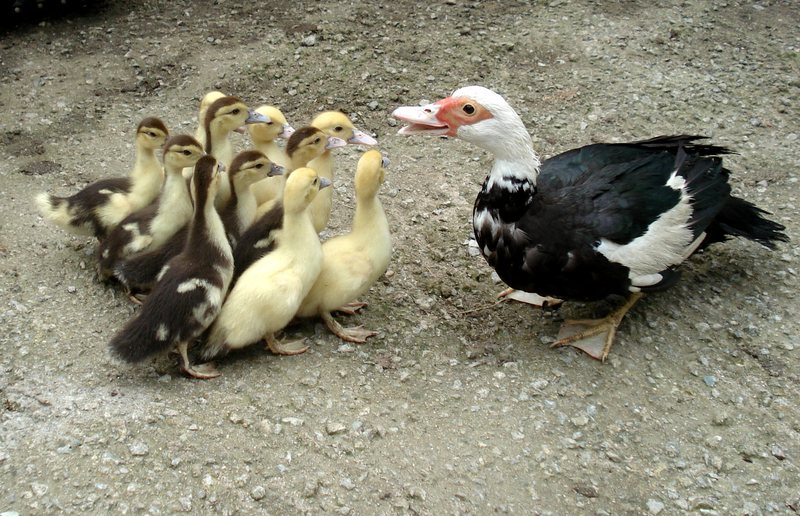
[266, 121, 274, 125]
[463, 104, 476, 115]
[255, 163, 264, 169]
[314, 138, 321, 144]
[232, 108, 240, 115]
[182, 149, 192, 155]
[334, 126, 343, 132]
[147, 131, 156, 137]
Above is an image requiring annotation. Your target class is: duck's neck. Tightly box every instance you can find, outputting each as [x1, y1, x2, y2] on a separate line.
[352, 195, 387, 238]
[206, 125, 234, 166]
[308, 151, 333, 179]
[129, 144, 163, 199]
[483, 127, 540, 192]
[281, 207, 317, 250]
[233, 180, 258, 231]
[188, 191, 231, 261]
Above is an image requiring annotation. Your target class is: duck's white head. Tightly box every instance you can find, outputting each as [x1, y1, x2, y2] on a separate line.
[392, 86, 533, 161]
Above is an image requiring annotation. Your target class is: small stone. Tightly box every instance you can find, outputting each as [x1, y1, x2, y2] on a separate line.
[571, 415, 589, 427]
[573, 482, 598, 498]
[326, 422, 347, 435]
[282, 417, 304, 426]
[647, 499, 665, 514]
[66, 285, 77, 293]
[340, 477, 355, 490]
[703, 375, 716, 387]
[407, 486, 427, 500]
[367, 100, 379, 111]
[301, 34, 317, 46]
[30, 483, 48, 496]
[771, 445, 786, 460]
[128, 441, 149, 456]
[741, 501, 760, 515]
[250, 485, 266, 500]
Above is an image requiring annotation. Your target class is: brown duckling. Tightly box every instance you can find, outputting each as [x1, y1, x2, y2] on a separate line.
[109, 155, 233, 379]
[36, 117, 169, 238]
[96, 135, 204, 280]
[219, 150, 284, 248]
[295, 150, 391, 343]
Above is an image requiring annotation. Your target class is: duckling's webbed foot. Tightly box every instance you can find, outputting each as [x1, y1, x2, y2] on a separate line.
[334, 301, 368, 316]
[322, 312, 378, 344]
[265, 333, 309, 355]
[550, 293, 643, 362]
[498, 288, 563, 308]
[176, 341, 221, 379]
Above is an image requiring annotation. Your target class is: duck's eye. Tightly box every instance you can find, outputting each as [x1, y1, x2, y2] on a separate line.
[255, 163, 264, 169]
[266, 121, 273, 125]
[182, 149, 192, 156]
[463, 104, 476, 115]
[232, 108, 240, 115]
[314, 138, 321, 144]
[334, 126, 343, 132]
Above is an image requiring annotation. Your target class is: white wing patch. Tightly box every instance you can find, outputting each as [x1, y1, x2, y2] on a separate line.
[156, 324, 170, 341]
[177, 278, 214, 293]
[596, 170, 694, 279]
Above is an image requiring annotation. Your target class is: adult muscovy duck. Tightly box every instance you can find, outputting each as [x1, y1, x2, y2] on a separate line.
[392, 86, 788, 361]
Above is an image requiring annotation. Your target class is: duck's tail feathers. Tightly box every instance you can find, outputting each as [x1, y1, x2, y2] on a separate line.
[632, 135, 734, 156]
[705, 196, 789, 250]
[35, 192, 94, 236]
[108, 309, 173, 363]
[197, 323, 229, 361]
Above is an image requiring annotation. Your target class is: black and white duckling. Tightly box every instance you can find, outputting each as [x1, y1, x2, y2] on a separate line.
[96, 135, 204, 280]
[234, 127, 346, 283]
[201, 96, 269, 209]
[295, 150, 391, 343]
[109, 155, 233, 379]
[307, 111, 378, 233]
[201, 167, 331, 361]
[36, 117, 169, 239]
[219, 150, 284, 248]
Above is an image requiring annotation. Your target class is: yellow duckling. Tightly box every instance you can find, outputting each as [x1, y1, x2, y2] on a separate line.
[247, 104, 295, 168]
[234, 127, 346, 282]
[201, 167, 331, 362]
[219, 150, 284, 247]
[307, 111, 377, 232]
[200, 96, 269, 209]
[96, 135, 204, 280]
[36, 117, 169, 239]
[295, 150, 391, 343]
[109, 156, 233, 379]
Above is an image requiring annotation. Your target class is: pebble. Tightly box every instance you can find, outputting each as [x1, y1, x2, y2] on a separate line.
[340, 478, 356, 490]
[647, 499, 665, 514]
[301, 35, 317, 46]
[128, 441, 149, 456]
[703, 376, 717, 387]
[573, 482, 598, 498]
[770, 445, 785, 460]
[571, 415, 589, 427]
[326, 422, 347, 435]
[250, 485, 266, 500]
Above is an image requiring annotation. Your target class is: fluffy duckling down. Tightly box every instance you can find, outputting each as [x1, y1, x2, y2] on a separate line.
[36, 117, 169, 239]
[307, 111, 377, 233]
[96, 134, 204, 280]
[193, 90, 227, 146]
[109, 156, 233, 379]
[295, 150, 391, 343]
[200, 167, 331, 362]
[247, 105, 295, 168]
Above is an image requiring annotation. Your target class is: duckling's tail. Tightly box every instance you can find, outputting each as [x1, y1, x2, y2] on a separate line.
[197, 322, 229, 361]
[34, 192, 94, 236]
[108, 307, 173, 363]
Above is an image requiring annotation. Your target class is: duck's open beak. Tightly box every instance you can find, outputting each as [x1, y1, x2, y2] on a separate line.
[348, 128, 378, 145]
[392, 103, 449, 136]
[325, 136, 348, 150]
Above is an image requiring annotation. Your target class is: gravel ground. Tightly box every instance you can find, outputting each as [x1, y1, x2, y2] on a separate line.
[1, 1, 798, 514]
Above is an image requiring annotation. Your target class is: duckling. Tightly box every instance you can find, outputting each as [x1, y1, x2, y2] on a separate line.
[248, 105, 296, 206]
[234, 127, 346, 283]
[36, 117, 169, 239]
[307, 111, 378, 233]
[193, 90, 227, 146]
[219, 150, 284, 248]
[247, 105, 295, 168]
[295, 150, 391, 343]
[96, 135, 204, 280]
[109, 156, 233, 379]
[200, 96, 269, 209]
[201, 167, 331, 361]
[113, 226, 187, 300]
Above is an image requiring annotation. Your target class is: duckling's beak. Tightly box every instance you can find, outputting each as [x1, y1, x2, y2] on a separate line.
[392, 104, 449, 136]
[325, 137, 347, 150]
[348, 128, 378, 145]
[319, 177, 332, 189]
[381, 156, 391, 168]
[280, 124, 295, 139]
[246, 110, 271, 125]
[268, 164, 285, 177]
